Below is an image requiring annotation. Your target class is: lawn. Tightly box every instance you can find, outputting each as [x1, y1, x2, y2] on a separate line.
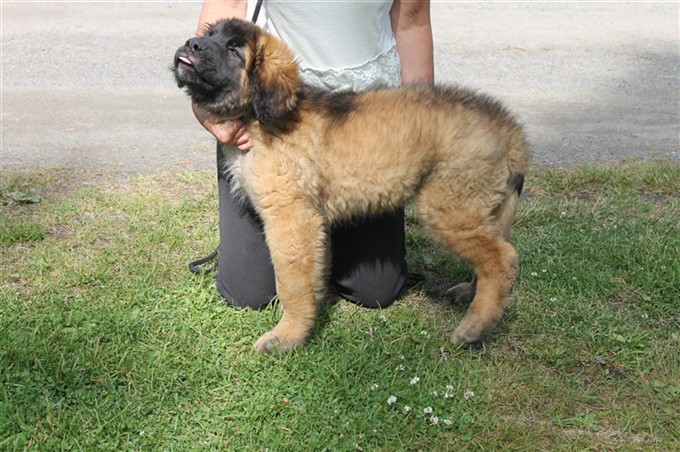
[1, 161, 678, 450]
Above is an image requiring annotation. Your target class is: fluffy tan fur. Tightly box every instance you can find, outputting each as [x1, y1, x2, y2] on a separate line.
[179, 20, 529, 353]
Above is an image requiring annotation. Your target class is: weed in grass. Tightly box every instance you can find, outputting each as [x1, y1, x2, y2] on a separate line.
[1, 163, 679, 449]
[0, 174, 47, 246]
[0, 173, 42, 206]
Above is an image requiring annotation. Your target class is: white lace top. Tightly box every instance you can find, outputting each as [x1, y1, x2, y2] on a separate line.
[258, 1, 401, 92]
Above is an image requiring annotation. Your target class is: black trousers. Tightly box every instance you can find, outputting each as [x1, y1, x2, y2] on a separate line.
[215, 144, 408, 309]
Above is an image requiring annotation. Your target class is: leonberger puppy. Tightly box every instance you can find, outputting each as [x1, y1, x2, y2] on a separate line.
[174, 19, 529, 353]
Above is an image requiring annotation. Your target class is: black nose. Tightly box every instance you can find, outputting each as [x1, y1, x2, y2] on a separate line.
[185, 38, 206, 52]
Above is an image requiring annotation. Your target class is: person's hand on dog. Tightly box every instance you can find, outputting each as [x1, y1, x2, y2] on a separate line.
[192, 101, 253, 151]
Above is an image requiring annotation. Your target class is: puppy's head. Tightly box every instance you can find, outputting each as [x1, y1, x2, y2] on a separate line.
[173, 19, 300, 125]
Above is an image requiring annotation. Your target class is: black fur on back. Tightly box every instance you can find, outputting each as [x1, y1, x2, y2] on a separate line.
[299, 87, 358, 122]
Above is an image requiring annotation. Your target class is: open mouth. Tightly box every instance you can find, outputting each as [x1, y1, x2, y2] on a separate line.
[173, 48, 213, 91]
[177, 55, 193, 67]
[175, 49, 197, 70]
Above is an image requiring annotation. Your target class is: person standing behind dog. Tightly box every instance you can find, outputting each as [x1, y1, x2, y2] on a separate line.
[193, 0, 434, 309]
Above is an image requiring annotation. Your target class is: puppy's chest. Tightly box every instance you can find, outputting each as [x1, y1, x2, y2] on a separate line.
[221, 145, 315, 202]
[221, 147, 255, 195]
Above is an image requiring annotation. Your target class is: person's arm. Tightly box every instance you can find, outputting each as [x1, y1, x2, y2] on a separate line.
[196, 0, 247, 36]
[193, 1, 252, 149]
[390, 0, 434, 86]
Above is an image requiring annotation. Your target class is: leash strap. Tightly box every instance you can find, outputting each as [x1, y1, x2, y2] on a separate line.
[188, 246, 219, 275]
[251, 0, 264, 23]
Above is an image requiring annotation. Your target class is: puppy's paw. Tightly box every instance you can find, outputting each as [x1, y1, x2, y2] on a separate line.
[253, 331, 304, 354]
[451, 315, 484, 345]
[445, 282, 476, 305]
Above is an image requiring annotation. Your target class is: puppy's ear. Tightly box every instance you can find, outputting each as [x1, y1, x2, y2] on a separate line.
[251, 32, 300, 125]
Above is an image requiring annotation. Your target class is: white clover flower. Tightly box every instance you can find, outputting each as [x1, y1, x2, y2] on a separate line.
[420, 330, 429, 336]
[464, 390, 475, 400]
[429, 416, 439, 425]
[396, 364, 405, 371]
[410, 376, 420, 385]
[403, 405, 412, 413]
[370, 383, 379, 391]
[443, 419, 453, 426]
[423, 406, 433, 414]
[387, 395, 397, 405]
[444, 385, 454, 399]
[530, 271, 538, 276]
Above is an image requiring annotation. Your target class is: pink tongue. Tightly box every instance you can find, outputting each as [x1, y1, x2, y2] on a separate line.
[179, 56, 193, 65]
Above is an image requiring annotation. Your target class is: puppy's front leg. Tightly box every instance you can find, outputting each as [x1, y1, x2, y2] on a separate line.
[253, 199, 328, 353]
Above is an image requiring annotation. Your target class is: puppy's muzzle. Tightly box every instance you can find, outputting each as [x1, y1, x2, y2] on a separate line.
[175, 38, 206, 70]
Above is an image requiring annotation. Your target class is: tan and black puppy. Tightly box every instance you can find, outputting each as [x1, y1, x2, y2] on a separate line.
[174, 19, 529, 353]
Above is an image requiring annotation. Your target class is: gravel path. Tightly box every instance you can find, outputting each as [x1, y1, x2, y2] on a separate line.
[2, 2, 678, 179]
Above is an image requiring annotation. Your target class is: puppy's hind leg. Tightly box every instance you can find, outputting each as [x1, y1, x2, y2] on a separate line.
[417, 191, 519, 345]
[253, 201, 328, 354]
[444, 175, 523, 306]
[450, 237, 518, 345]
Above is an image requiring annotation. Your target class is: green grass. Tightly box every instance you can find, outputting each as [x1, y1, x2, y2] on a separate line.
[1, 162, 679, 450]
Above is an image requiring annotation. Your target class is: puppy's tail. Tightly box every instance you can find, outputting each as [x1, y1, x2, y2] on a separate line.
[496, 130, 529, 240]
